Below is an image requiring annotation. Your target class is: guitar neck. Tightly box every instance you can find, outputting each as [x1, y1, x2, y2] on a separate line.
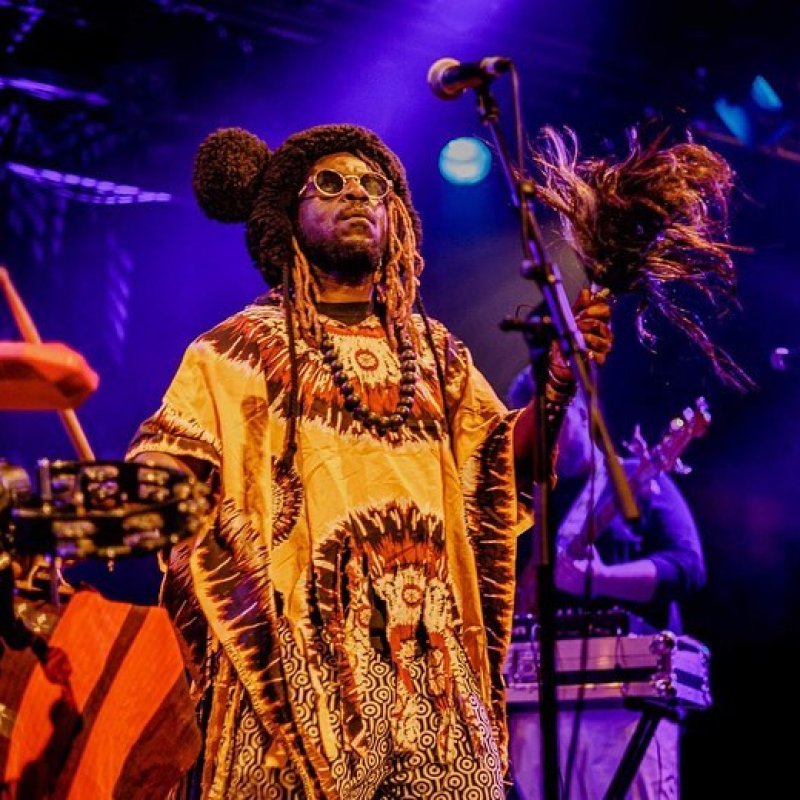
[577, 460, 658, 547]
[560, 398, 709, 557]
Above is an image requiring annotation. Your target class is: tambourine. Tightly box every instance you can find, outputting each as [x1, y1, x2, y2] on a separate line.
[1, 459, 207, 561]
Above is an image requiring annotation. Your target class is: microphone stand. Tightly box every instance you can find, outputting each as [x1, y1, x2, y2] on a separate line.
[470, 82, 640, 800]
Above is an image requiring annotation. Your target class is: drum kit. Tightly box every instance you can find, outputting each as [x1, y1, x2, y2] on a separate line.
[0, 266, 207, 798]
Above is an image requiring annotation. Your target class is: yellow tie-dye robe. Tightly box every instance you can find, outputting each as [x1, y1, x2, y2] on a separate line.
[128, 295, 526, 798]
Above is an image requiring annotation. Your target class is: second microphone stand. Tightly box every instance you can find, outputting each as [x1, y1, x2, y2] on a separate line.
[471, 80, 639, 800]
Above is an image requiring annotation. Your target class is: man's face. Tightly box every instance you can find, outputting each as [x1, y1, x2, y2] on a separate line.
[296, 152, 389, 281]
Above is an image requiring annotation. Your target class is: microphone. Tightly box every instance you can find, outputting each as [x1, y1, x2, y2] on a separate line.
[427, 56, 512, 100]
[770, 346, 800, 371]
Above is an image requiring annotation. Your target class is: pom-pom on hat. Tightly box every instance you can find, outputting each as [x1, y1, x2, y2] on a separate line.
[192, 128, 270, 223]
[192, 123, 422, 286]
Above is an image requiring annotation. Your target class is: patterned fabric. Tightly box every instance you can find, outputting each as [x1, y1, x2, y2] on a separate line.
[225, 636, 505, 799]
[128, 295, 526, 798]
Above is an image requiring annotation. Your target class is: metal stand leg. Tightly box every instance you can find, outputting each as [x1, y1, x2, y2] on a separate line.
[602, 707, 664, 800]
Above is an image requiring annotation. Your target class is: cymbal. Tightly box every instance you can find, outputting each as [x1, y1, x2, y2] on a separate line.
[0, 342, 99, 410]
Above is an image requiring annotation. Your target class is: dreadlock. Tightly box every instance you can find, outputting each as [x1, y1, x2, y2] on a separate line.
[289, 237, 323, 344]
[382, 193, 424, 349]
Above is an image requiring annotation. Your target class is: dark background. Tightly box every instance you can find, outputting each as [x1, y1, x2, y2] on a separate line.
[1, 1, 798, 795]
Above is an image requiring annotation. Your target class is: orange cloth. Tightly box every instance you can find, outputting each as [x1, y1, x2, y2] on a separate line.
[0, 591, 199, 799]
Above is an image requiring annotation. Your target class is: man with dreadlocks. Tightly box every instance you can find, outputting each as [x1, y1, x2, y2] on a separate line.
[127, 123, 612, 799]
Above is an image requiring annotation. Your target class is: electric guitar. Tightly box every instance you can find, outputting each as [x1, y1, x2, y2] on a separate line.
[558, 397, 712, 558]
[514, 398, 711, 614]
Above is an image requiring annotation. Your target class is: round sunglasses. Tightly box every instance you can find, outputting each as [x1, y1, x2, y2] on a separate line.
[298, 168, 393, 201]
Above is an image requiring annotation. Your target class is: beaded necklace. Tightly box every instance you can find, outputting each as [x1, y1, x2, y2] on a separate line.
[319, 323, 417, 436]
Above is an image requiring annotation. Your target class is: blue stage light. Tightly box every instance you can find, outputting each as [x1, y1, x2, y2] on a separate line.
[714, 97, 753, 145]
[438, 137, 492, 185]
[714, 73, 788, 148]
[751, 75, 783, 111]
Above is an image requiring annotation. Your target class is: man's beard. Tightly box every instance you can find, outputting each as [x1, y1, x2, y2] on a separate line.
[299, 235, 382, 285]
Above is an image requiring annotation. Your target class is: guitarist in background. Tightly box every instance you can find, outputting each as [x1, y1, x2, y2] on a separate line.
[506, 367, 706, 800]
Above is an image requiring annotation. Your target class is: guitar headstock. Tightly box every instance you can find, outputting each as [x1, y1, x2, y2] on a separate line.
[652, 397, 711, 473]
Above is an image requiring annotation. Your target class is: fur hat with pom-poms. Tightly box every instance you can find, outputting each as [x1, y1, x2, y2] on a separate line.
[192, 123, 421, 287]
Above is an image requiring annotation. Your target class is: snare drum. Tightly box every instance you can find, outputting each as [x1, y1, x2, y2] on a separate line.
[1, 459, 207, 561]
